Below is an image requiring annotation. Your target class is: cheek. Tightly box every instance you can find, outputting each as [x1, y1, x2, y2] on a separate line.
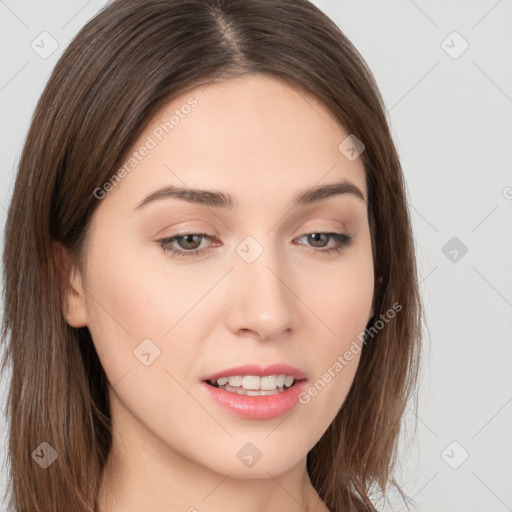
[81, 226, 219, 388]
[80, 226, 164, 381]
[303, 233, 374, 347]
[295, 234, 373, 418]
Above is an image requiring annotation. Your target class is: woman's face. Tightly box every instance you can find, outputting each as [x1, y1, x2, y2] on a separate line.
[65, 74, 374, 478]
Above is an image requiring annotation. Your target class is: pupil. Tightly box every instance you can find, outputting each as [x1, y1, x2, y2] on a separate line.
[309, 233, 327, 247]
[181, 234, 201, 249]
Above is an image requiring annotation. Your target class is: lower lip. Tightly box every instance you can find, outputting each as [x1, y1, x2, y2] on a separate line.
[200, 380, 308, 420]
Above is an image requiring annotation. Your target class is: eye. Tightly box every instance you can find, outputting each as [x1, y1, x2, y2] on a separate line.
[158, 233, 214, 258]
[157, 231, 354, 259]
[294, 232, 354, 255]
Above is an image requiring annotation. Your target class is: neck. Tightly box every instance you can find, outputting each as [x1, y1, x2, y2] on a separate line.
[98, 449, 328, 512]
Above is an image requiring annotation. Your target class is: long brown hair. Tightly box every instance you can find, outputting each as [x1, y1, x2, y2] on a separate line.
[1, 1, 422, 510]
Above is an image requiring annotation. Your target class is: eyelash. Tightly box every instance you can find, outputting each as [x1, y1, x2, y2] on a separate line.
[157, 231, 354, 258]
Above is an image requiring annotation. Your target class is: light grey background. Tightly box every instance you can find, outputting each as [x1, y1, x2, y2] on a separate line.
[1, 1, 511, 510]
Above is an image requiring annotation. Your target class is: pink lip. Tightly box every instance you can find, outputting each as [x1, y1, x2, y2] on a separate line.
[202, 363, 308, 382]
[200, 379, 308, 420]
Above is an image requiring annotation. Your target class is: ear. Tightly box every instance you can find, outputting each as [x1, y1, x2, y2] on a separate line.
[53, 241, 88, 328]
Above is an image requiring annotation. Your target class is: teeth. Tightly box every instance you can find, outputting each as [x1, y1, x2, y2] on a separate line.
[228, 376, 243, 387]
[213, 374, 296, 391]
[217, 383, 284, 396]
[284, 375, 294, 387]
[260, 375, 277, 390]
[242, 375, 260, 390]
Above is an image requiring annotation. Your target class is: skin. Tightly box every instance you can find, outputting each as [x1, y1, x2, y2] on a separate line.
[61, 74, 374, 512]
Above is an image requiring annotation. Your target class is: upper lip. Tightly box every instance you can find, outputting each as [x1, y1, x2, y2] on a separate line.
[202, 363, 308, 382]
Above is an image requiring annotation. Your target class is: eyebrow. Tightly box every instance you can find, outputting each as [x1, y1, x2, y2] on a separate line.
[134, 179, 366, 211]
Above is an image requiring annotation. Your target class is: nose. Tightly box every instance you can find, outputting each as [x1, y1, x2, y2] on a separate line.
[225, 240, 296, 341]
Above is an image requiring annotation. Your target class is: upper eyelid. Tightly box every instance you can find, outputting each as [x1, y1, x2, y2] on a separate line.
[160, 229, 349, 240]
[160, 219, 349, 237]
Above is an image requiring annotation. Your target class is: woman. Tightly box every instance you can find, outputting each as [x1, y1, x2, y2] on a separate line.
[1, 1, 423, 511]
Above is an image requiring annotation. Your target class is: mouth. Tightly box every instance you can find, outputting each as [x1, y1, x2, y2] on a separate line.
[201, 363, 308, 396]
[200, 367, 309, 420]
[204, 374, 305, 396]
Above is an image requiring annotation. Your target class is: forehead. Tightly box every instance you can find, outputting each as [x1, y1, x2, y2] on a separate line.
[100, 74, 367, 213]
